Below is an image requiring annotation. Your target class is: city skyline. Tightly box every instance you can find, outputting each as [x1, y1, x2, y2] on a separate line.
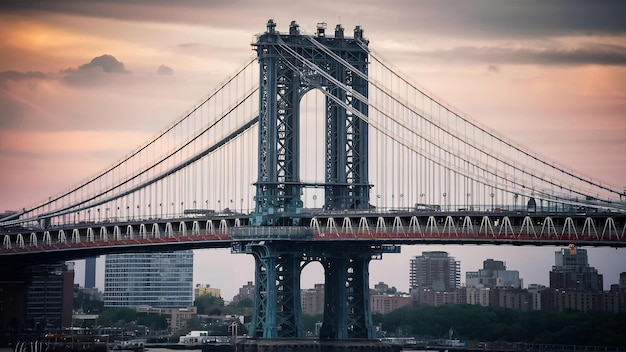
[1, 1, 626, 300]
[72, 246, 624, 301]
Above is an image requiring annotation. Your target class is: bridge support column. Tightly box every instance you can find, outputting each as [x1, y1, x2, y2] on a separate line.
[235, 239, 399, 340]
[248, 242, 303, 338]
[320, 251, 372, 339]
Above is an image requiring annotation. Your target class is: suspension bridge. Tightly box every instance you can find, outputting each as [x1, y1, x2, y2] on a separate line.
[1, 19, 625, 340]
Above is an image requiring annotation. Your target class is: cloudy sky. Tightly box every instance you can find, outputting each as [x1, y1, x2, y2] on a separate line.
[1, 0, 625, 299]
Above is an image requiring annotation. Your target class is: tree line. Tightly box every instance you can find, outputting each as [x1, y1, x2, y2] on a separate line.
[371, 304, 626, 347]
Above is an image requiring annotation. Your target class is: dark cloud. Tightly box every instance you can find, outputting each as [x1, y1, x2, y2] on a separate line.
[156, 65, 173, 75]
[0, 0, 625, 39]
[415, 42, 626, 66]
[78, 54, 130, 73]
[62, 54, 132, 86]
[0, 70, 48, 86]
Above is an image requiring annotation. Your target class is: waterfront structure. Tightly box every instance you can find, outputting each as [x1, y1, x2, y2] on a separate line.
[549, 247, 603, 292]
[103, 251, 193, 308]
[410, 251, 460, 291]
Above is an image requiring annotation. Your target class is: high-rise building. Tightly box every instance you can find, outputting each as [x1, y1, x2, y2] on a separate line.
[85, 257, 97, 289]
[103, 251, 193, 308]
[409, 251, 460, 291]
[301, 284, 325, 315]
[26, 262, 75, 330]
[549, 248, 603, 292]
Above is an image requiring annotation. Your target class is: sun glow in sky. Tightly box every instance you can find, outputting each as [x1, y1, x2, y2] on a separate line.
[1, 0, 625, 299]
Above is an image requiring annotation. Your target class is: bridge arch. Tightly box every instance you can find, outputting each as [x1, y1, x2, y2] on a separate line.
[43, 231, 52, 245]
[29, 232, 38, 246]
[86, 228, 94, 242]
[71, 229, 80, 244]
[99, 227, 108, 242]
[17, 234, 25, 248]
[2, 235, 11, 249]
[154, 223, 163, 238]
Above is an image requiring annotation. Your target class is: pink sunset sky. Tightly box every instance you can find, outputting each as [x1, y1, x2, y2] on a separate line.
[1, 0, 625, 299]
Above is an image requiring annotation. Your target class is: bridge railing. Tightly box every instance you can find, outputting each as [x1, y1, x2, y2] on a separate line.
[2, 214, 626, 253]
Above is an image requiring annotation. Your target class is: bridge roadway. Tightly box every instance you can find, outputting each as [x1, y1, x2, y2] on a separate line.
[1, 210, 625, 266]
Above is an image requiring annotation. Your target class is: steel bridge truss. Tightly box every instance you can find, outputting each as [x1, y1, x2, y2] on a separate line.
[252, 20, 370, 226]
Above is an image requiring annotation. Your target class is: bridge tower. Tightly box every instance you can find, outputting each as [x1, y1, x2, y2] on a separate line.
[251, 19, 370, 227]
[237, 20, 392, 340]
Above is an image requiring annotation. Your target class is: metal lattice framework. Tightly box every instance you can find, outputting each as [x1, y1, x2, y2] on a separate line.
[252, 20, 370, 227]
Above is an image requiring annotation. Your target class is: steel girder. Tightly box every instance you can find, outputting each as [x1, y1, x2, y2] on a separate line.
[252, 20, 370, 226]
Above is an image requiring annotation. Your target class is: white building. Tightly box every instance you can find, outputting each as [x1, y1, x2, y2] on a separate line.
[104, 251, 194, 308]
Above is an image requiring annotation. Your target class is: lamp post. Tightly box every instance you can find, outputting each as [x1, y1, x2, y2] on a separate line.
[97, 208, 100, 222]
[126, 206, 130, 221]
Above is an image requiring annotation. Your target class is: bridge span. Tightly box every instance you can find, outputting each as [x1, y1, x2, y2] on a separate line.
[2, 210, 624, 266]
[2, 19, 626, 341]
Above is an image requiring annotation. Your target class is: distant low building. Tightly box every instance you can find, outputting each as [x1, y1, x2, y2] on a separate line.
[411, 287, 465, 306]
[136, 306, 197, 334]
[194, 284, 221, 299]
[371, 294, 411, 314]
